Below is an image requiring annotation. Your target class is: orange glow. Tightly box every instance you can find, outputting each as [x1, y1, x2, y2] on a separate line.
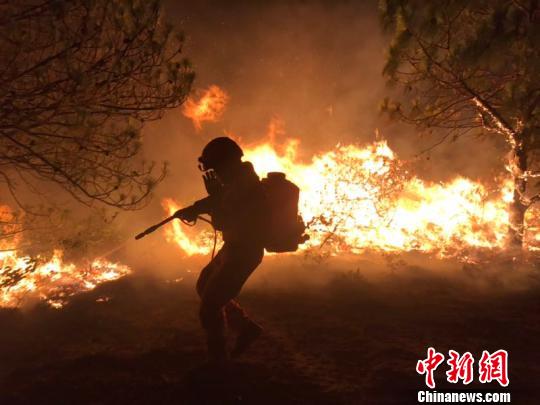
[162, 198, 217, 256]
[162, 134, 539, 261]
[182, 85, 229, 130]
[0, 206, 130, 308]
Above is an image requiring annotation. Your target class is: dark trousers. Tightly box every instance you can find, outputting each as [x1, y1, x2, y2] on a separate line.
[196, 242, 264, 359]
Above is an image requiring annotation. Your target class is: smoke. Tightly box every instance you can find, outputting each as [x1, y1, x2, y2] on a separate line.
[1, 1, 514, 287]
[111, 0, 518, 278]
[159, 0, 505, 174]
[134, 0, 511, 214]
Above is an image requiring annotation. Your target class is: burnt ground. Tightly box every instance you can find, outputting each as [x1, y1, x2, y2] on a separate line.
[0, 257, 539, 405]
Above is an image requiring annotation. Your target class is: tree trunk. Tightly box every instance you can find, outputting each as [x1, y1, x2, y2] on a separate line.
[508, 141, 528, 248]
[509, 191, 526, 247]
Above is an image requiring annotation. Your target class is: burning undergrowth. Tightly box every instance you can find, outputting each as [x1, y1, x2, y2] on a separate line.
[3, 88, 540, 308]
[3, 128, 539, 309]
[0, 206, 130, 309]
[163, 126, 540, 262]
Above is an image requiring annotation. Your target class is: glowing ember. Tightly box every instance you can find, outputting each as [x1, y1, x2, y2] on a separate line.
[182, 85, 229, 130]
[0, 207, 131, 308]
[163, 136, 540, 260]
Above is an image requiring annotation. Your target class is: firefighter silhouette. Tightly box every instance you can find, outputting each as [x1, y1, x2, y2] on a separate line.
[176, 137, 266, 364]
[174, 137, 308, 365]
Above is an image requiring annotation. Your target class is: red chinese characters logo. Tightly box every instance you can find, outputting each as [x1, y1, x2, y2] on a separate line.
[446, 350, 474, 385]
[478, 350, 509, 387]
[417, 348, 509, 388]
[416, 347, 445, 389]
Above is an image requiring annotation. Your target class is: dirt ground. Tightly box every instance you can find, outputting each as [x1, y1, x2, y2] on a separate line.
[1, 255, 539, 404]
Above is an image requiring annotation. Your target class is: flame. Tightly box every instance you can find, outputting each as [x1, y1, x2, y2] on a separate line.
[163, 135, 540, 260]
[0, 206, 130, 308]
[182, 85, 229, 130]
[162, 198, 215, 256]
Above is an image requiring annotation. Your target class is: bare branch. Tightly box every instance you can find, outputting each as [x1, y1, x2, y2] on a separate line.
[0, 0, 194, 214]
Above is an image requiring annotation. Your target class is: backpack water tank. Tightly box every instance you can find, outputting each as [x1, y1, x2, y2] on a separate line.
[261, 172, 308, 252]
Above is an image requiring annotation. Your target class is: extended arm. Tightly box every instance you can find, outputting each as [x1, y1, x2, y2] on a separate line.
[174, 195, 217, 221]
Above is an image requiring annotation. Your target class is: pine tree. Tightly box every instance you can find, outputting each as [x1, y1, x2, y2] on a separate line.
[380, 0, 540, 247]
[0, 0, 194, 212]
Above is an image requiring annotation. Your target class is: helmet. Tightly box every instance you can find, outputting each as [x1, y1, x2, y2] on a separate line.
[198, 137, 243, 171]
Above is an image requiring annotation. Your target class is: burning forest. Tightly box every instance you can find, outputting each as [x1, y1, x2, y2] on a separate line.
[3, 120, 538, 307]
[1, 0, 539, 404]
[164, 121, 540, 260]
